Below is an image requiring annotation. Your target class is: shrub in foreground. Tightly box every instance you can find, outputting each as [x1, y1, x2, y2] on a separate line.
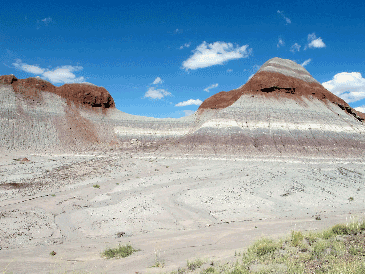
[102, 244, 139, 259]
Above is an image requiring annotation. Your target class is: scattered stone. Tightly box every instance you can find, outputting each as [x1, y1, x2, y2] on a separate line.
[116, 232, 125, 237]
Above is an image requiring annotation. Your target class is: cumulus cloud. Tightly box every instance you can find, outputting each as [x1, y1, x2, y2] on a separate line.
[152, 77, 163, 84]
[182, 41, 251, 70]
[322, 72, 365, 103]
[277, 38, 285, 48]
[204, 83, 219, 92]
[179, 42, 191, 49]
[301, 58, 312, 67]
[307, 33, 326, 48]
[175, 99, 203, 107]
[277, 10, 291, 24]
[13, 59, 45, 74]
[183, 110, 195, 116]
[43, 66, 85, 84]
[144, 87, 171, 100]
[12, 59, 85, 84]
[290, 43, 301, 53]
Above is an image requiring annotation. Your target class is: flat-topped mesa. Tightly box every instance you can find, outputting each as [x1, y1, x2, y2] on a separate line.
[198, 57, 350, 110]
[0, 75, 115, 109]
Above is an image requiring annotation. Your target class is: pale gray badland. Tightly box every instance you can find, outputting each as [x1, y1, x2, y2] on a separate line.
[0, 58, 365, 273]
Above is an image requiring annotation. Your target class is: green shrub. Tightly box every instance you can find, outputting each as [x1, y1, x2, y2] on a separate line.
[321, 229, 334, 239]
[332, 224, 349, 235]
[359, 221, 365, 231]
[201, 266, 216, 273]
[312, 240, 329, 258]
[93, 184, 100, 188]
[291, 231, 304, 247]
[102, 244, 139, 259]
[187, 259, 204, 270]
[248, 238, 279, 257]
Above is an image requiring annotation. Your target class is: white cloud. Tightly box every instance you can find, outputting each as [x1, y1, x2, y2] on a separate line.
[290, 43, 301, 53]
[183, 110, 195, 116]
[277, 10, 291, 24]
[355, 106, 365, 113]
[179, 42, 191, 49]
[301, 58, 311, 67]
[277, 38, 285, 48]
[13, 59, 85, 84]
[204, 83, 219, 92]
[307, 33, 326, 48]
[152, 77, 163, 84]
[175, 99, 203, 107]
[322, 72, 365, 103]
[43, 66, 85, 84]
[144, 87, 171, 99]
[182, 41, 252, 70]
[13, 59, 45, 74]
[227, 69, 233, 72]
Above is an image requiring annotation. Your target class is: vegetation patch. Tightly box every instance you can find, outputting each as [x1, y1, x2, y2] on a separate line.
[168, 218, 365, 273]
[187, 258, 205, 270]
[102, 244, 139, 259]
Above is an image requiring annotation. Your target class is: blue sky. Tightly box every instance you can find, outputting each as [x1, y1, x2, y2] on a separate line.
[1, 0, 365, 117]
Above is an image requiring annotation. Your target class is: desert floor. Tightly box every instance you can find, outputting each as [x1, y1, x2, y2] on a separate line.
[0, 149, 364, 273]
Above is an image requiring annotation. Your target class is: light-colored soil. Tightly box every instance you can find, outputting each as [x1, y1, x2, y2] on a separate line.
[0, 150, 364, 273]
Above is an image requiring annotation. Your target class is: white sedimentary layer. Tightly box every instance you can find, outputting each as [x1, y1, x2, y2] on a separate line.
[258, 57, 320, 83]
[200, 118, 362, 133]
[114, 126, 190, 136]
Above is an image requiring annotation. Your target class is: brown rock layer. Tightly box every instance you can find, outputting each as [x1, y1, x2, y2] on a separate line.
[198, 71, 350, 110]
[0, 75, 115, 110]
[0, 74, 18, 85]
[56, 84, 115, 109]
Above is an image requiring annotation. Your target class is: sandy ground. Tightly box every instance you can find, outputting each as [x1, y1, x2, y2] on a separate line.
[0, 149, 365, 273]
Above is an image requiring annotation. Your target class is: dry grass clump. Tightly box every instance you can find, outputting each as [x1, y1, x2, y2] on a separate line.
[169, 217, 365, 273]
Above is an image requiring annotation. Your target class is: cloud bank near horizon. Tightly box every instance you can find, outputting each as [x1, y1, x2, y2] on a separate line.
[175, 99, 203, 107]
[323, 72, 365, 103]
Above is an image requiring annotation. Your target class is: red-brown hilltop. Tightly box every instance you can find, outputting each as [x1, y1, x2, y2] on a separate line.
[0, 75, 115, 109]
[56, 83, 115, 108]
[199, 57, 350, 111]
[0, 74, 18, 85]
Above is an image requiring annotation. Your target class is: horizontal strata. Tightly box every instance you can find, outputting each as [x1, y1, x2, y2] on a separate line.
[1, 57, 365, 156]
[163, 93, 365, 156]
[258, 57, 320, 83]
[199, 119, 363, 133]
